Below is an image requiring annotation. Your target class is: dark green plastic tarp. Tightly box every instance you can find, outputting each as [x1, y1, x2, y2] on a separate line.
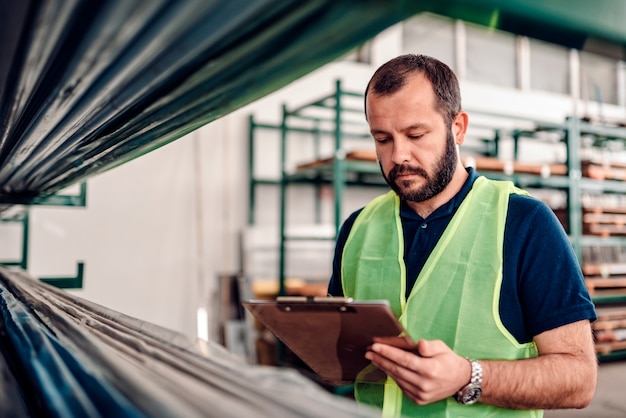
[0, 0, 624, 203]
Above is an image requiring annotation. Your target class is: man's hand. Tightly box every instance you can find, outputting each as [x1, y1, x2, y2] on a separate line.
[365, 339, 470, 405]
[365, 320, 597, 410]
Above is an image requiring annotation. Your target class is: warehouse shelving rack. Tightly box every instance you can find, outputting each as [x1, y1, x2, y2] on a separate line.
[248, 80, 387, 296]
[0, 182, 88, 289]
[248, 81, 626, 360]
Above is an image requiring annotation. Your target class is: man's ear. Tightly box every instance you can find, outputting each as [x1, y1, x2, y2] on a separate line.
[452, 111, 469, 145]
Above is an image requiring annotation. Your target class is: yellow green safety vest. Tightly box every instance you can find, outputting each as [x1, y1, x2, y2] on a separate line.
[341, 176, 541, 418]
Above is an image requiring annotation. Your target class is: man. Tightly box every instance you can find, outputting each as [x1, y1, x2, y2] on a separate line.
[328, 54, 597, 417]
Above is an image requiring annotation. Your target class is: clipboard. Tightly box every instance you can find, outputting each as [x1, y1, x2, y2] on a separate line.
[243, 296, 416, 386]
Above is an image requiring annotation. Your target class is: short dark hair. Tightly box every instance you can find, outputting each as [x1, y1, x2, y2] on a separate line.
[365, 54, 461, 128]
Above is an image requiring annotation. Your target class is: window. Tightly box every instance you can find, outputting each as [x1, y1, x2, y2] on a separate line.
[580, 51, 618, 105]
[529, 38, 569, 95]
[402, 13, 455, 70]
[465, 23, 517, 88]
[341, 42, 372, 64]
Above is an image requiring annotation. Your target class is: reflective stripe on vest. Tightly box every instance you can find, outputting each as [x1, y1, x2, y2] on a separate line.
[341, 176, 541, 418]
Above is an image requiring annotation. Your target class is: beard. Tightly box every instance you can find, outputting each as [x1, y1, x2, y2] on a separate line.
[381, 130, 458, 202]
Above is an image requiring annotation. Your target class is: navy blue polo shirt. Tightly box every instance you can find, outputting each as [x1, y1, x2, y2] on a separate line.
[328, 167, 597, 344]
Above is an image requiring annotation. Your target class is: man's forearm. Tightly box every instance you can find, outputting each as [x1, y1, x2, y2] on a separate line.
[481, 332, 597, 409]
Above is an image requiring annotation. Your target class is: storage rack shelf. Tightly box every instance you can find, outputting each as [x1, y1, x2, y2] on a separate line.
[0, 183, 88, 289]
[248, 81, 626, 361]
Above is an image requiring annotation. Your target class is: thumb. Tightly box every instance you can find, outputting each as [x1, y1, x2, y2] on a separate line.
[417, 339, 451, 358]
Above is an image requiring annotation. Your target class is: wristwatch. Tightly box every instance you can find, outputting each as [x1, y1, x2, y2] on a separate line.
[454, 359, 482, 405]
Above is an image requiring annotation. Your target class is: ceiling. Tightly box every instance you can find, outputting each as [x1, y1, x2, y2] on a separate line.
[1, 0, 624, 204]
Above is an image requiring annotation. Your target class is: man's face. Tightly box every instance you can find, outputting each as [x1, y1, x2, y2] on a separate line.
[366, 73, 458, 203]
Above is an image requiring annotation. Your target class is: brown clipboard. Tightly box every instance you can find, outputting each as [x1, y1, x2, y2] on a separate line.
[243, 297, 416, 386]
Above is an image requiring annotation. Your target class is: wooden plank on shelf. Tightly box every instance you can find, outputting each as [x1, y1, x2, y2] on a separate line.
[346, 149, 376, 161]
[593, 319, 626, 331]
[251, 278, 328, 298]
[583, 264, 626, 276]
[462, 156, 567, 176]
[295, 150, 376, 171]
[295, 153, 570, 177]
[583, 212, 626, 225]
[595, 340, 626, 355]
[585, 277, 626, 293]
[296, 157, 334, 171]
[595, 306, 626, 320]
[584, 206, 626, 215]
[583, 210, 626, 236]
[595, 328, 626, 341]
[584, 224, 626, 237]
[582, 161, 626, 181]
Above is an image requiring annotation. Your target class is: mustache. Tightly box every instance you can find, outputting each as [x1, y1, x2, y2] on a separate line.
[389, 164, 428, 179]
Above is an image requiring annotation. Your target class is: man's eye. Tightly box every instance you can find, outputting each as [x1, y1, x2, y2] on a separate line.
[408, 134, 423, 140]
[375, 137, 390, 144]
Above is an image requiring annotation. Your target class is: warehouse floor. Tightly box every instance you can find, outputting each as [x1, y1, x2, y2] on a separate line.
[545, 359, 626, 417]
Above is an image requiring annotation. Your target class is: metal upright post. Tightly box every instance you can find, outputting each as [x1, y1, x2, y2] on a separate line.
[333, 80, 344, 236]
[248, 115, 256, 225]
[565, 116, 583, 265]
[20, 210, 29, 270]
[313, 119, 322, 224]
[278, 105, 288, 296]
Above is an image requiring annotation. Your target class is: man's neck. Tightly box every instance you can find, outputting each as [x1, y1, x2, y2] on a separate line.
[405, 165, 469, 219]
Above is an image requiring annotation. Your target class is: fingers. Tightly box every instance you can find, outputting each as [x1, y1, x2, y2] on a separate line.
[416, 338, 450, 357]
[365, 340, 469, 405]
[365, 344, 432, 404]
[366, 342, 421, 373]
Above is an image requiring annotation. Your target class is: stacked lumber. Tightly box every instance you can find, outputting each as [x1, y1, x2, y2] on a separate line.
[583, 207, 626, 237]
[462, 156, 568, 177]
[296, 152, 572, 177]
[582, 246, 626, 298]
[582, 160, 626, 181]
[296, 150, 376, 171]
[593, 307, 626, 356]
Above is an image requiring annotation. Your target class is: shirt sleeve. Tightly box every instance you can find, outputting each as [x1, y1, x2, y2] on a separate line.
[327, 209, 363, 296]
[504, 194, 597, 341]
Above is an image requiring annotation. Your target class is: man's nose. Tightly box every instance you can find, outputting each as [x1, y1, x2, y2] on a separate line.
[391, 137, 411, 165]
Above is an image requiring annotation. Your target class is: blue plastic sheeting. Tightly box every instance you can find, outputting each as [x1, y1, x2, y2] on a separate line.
[0, 266, 382, 417]
[0, 286, 144, 417]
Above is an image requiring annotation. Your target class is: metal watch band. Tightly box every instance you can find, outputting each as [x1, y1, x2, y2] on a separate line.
[469, 359, 482, 386]
[454, 358, 483, 405]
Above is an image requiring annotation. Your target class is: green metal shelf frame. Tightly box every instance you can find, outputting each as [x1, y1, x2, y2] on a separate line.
[248, 80, 390, 295]
[0, 182, 88, 289]
[278, 81, 380, 296]
[0, 210, 30, 270]
[248, 81, 626, 358]
[0, 182, 88, 206]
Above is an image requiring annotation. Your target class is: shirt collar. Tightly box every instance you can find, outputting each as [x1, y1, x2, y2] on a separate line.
[399, 167, 479, 221]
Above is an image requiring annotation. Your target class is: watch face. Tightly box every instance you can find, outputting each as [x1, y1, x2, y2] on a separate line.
[460, 385, 482, 405]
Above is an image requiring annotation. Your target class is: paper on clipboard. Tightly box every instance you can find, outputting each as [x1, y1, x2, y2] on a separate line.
[243, 297, 415, 386]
